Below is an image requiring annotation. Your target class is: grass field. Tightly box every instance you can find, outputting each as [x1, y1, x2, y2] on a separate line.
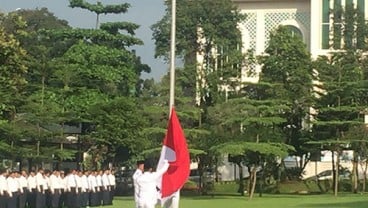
[108, 194, 368, 208]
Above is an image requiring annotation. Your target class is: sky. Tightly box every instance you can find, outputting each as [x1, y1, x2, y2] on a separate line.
[0, 0, 168, 81]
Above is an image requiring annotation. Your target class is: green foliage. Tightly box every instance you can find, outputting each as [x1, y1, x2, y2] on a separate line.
[69, 0, 130, 15]
[100, 22, 139, 35]
[212, 142, 294, 159]
[43, 28, 142, 48]
[89, 97, 148, 157]
[0, 0, 150, 167]
[260, 26, 313, 101]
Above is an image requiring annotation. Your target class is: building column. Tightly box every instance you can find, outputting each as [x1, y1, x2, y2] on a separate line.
[310, 0, 321, 59]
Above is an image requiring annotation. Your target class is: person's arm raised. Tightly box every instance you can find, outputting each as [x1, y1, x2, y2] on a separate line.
[155, 160, 170, 177]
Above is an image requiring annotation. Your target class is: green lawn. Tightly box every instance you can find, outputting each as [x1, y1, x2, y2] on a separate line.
[109, 194, 368, 208]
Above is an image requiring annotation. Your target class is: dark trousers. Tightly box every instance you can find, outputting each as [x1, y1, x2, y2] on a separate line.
[109, 186, 115, 205]
[51, 189, 61, 208]
[102, 187, 110, 205]
[46, 190, 52, 208]
[35, 189, 45, 208]
[27, 189, 36, 208]
[0, 194, 7, 208]
[7, 192, 18, 208]
[89, 190, 99, 207]
[18, 188, 27, 208]
[96, 188, 102, 206]
[80, 191, 89, 207]
[58, 190, 65, 208]
[66, 187, 79, 208]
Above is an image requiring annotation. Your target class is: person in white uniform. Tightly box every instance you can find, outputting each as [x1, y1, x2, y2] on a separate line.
[18, 171, 28, 208]
[6, 171, 19, 208]
[49, 170, 63, 208]
[108, 170, 115, 204]
[35, 168, 45, 208]
[0, 169, 8, 208]
[101, 170, 110, 205]
[136, 160, 169, 208]
[132, 160, 144, 208]
[88, 171, 98, 207]
[27, 171, 36, 208]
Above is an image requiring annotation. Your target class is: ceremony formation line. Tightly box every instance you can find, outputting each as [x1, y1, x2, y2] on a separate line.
[0, 168, 116, 208]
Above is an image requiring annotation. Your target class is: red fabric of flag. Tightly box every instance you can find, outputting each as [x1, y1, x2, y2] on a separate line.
[160, 108, 190, 198]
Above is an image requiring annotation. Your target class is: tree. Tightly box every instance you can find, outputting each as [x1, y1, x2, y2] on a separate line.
[313, 50, 368, 195]
[0, 14, 28, 161]
[0, 0, 151, 168]
[258, 26, 314, 174]
[0, 9, 81, 168]
[152, 0, 245, 105]
[69, 0, 130, 29]
[312, 2, 368, 195]
[152, 2, 246, 191]
[37, 0, 151, 167]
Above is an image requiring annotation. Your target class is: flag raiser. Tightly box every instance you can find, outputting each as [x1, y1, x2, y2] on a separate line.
[156, 108, 190, 207]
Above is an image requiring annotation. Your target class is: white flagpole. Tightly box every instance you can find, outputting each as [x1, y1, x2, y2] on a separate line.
[168, 2, 180, 208]
[169, 0, 176, 116]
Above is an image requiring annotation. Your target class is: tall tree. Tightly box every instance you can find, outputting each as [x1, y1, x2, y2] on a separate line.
[0, 13, 29, 164]
[152, 1, 246, 189]
[312, 2, 368, 195]
[258, 26, 314, 173]
[152, 0, 245, 105]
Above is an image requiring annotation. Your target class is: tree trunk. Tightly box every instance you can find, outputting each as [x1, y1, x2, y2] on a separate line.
[352, 150, 358, 193]
[362, 161, 367, 192]
[96, 14, 100, 29]
[249, 166, 257, 200]
[334, 150, 340, 196]
[331, 150, 335, 194]
[237, 163, 244, 196]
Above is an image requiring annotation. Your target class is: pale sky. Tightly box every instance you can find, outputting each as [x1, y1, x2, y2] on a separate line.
[0, 0, 168, 81]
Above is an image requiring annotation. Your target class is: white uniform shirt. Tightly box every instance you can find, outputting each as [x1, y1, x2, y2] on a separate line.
[18, 175, 28, 190]
[66, 174, 77, 191]
[108, 174, 115, 187]
[7, 176, 19, 194]
[61, 177, 67, 191]
[96, 175, 102, 188]
[42, 175, 49, 190]
[133, 169, 143, 204]
[18, 175, 27, 193]
[49, 174, 63, 192]
[27, 175, 36, 190]
[136, 162, 169, 207]
[0, 175, 8, 195]
[88, 174, 97, 192]
[101, 173, 110, 189]
[75, 175, 83, 191]
[35, 172, 44, 191]
[81, 174, 89, 192]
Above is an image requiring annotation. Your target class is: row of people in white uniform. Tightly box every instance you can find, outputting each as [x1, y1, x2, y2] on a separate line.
[0, 168, 116, 208]
[133, 160, 169, 208]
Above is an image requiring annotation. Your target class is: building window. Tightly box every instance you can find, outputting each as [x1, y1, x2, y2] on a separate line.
[333, 0, 343, 49]
[357, 0, 365, 14]
[357, 0, 366, 48]
[322, 0, 330, 49]
[285, 25, 303, 39]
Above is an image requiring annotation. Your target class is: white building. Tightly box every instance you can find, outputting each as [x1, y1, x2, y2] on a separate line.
[233, 0, 367, 83]
[215, 0, 368, 181]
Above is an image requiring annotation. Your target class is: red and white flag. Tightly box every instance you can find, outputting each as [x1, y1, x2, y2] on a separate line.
[157, 108, 190, 208]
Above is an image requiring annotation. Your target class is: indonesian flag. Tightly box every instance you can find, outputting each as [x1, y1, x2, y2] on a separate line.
[157, 108, 190, 207]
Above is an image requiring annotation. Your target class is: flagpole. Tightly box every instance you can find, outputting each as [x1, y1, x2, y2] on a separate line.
[169, 0, 176, 116]
[168, 2, 181, 208]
